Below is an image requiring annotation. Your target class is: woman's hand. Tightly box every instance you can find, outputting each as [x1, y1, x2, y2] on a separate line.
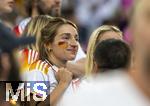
[55, 68, 73, 85]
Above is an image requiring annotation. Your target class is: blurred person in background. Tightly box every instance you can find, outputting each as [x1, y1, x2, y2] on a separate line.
[129, 0, 150, 101]
[75, 0, 121, 44]
[86, 25, 123, 75]
[0, 0, 15, 28]
[0, 0, 16, 78]
[60, 0, 87, 49]
[13, 0, 62, 37]
[0, 24, 22, 81]
[0, 0, 25, 81]
[0, 22, 35, 106]
[24, 0, 61, 17]
[0, 0, 14, 15]
[23, 15, 53, 51]
[0, 1, 35, 105]
[121, 0, 134, 44]
[19, 15, 52, 81]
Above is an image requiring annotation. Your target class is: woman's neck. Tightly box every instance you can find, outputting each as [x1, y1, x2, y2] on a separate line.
[31, 7, 39, 17]
[48, 54, 67, 68]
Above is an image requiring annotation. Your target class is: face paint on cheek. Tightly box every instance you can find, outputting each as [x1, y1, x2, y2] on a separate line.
[58, 41, 68, 49]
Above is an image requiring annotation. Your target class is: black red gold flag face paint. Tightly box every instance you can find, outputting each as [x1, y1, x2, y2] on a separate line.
[58, 41, 68, 49]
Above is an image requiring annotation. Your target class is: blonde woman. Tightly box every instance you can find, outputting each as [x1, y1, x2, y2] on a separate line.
[65, 25, 123, 77]
[86, 25, 123, 75]
[23, 15, 53, 51]
[19, 15, 52, 73]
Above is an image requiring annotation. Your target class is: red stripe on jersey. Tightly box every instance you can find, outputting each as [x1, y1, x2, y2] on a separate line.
[13, 26, 21, 37]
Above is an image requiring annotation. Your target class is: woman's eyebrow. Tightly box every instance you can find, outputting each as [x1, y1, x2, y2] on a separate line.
[59, 33, 79, 38]
[59, 33, 71, 36]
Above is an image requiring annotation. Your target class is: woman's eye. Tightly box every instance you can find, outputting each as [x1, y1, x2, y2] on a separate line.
[75, 36, 79, 41]
[75, 37, 79, 41]
[61, 35, 69, 39]
[62, 36, 69, 40]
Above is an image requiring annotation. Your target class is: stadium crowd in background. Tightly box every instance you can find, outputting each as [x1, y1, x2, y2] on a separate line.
[0, 0, 150, 106]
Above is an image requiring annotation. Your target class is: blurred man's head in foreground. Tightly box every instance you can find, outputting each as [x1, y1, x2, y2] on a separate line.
[130, 0, 150, 78]
[93, 39, 131, 73]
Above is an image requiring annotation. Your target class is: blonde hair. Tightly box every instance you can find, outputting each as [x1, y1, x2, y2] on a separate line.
[86, 25, 122, 75]
[23, 15, 53, 51]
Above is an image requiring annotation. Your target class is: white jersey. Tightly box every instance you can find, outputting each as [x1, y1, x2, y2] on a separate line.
[63, 71, 150, 106]
[23, 58, 80, 105]
[46, 61, 80, 106]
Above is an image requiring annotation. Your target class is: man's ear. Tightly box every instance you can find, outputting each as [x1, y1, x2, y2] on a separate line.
[93, 61, 99, 74]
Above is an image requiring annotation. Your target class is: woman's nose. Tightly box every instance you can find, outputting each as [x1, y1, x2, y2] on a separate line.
[69, 39, 78, 47]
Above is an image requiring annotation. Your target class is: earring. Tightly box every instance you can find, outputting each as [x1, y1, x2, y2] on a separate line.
[48, 48, 52, 52]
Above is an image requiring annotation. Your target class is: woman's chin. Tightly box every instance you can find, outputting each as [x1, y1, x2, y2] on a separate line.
[67, 55, 76, 60]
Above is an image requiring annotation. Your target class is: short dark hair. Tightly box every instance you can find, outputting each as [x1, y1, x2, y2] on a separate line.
[94, 39, 131, 72]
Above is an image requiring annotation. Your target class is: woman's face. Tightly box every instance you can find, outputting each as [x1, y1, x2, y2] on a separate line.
[49, 24, 79, 61]
[98, 31, 122, 42]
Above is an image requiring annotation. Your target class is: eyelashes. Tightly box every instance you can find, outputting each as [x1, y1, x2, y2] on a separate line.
[76, 37, 79, 41]
[61, 34, 79, 41]
[57, 34, 79, 49]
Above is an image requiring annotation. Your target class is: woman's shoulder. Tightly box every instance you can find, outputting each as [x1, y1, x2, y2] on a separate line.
[19, 48, 39, 73]
[29, 59, 51, 75]
[20, 48, 39, 65]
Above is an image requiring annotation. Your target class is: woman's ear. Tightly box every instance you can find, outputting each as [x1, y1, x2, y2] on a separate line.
[44, 42, 52, 52]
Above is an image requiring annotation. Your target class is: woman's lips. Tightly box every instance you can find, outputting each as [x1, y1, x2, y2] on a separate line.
[66, 48, 77, 54]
